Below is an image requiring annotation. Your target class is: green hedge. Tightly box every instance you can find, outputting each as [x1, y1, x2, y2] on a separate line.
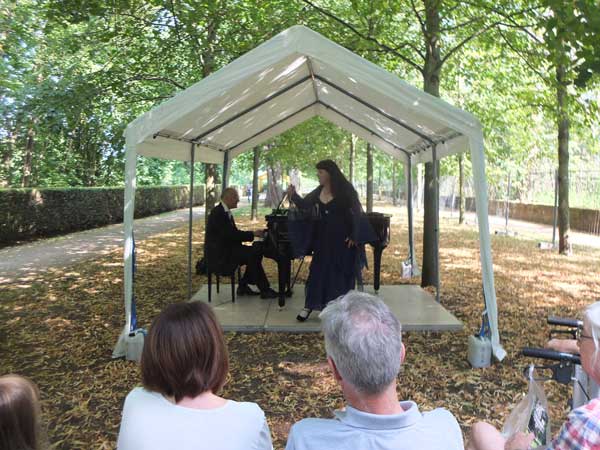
[0, 185, 205, 245]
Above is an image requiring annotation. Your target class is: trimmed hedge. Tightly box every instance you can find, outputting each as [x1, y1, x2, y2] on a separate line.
[0, 185, 205, 245]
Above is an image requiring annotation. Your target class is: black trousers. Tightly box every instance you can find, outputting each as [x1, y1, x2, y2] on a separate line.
[231, 242, 270, 291]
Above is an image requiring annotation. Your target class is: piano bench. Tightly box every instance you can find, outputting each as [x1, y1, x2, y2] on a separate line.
[207, 267, 242, 303]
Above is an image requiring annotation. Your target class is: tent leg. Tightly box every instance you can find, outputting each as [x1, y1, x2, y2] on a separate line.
[222, 150, 230, 192]
[113, 142, 137, 358]
[406, 158, 417, 276]
[433, 144, 440, 303]
[470, 136, 506, 360]
[188, 144, 195, 301]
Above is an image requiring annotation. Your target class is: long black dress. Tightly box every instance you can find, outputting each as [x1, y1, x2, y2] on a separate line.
[290, 186, 370, 311]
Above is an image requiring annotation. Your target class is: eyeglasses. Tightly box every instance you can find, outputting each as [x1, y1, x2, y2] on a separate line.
[577, 331, 594, 344]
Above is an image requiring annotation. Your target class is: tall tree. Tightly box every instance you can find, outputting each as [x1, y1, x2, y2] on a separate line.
[495, 0, 600, 254]
[302, 0, 535, 287]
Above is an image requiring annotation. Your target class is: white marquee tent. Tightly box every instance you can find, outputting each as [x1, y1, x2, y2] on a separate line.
[115, 25, 506, 360]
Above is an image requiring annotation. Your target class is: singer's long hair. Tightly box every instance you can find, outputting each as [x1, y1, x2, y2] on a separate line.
[315, 159, 359, 209]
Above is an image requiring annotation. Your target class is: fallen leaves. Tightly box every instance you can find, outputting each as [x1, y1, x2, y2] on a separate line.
[1, 204, 598, 449]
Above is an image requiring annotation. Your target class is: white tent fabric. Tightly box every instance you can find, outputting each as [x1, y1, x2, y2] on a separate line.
[116, 25, 506, 360]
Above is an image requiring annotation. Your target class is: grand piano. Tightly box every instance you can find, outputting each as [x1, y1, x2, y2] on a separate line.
[263, 210, 391, 307]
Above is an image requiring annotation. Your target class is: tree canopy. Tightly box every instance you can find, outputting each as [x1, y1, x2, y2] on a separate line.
[1, 0, 598, 201]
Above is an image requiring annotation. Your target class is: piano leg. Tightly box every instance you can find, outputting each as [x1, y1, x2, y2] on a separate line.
[286, 259, 293, 298]
[373, 245, 383, 292]
[277, 259, 287, 308]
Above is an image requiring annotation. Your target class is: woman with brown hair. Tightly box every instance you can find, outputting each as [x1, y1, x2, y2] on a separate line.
[0, 375, 44, 450]
[287, 160, 371, 321]
[117, 302, 272, 450]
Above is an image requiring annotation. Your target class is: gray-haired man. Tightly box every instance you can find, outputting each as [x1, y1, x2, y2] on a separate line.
[285, 291, 463, 450]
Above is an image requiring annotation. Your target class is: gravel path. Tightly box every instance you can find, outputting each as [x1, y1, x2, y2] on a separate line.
[0, 207, 204, 285]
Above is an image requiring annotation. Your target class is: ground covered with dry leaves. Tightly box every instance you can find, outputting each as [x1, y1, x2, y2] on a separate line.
[2, 205, 599, 449]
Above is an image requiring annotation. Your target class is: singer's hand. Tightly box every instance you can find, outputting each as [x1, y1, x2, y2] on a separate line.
[345, 238, 356, 248]
[286, 184, 296, 197]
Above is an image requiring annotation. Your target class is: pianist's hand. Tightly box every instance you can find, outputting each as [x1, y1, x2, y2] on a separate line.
[345, 238, 356, 248]
[253, 229, 265, 238]
[286, 184, 296, 198]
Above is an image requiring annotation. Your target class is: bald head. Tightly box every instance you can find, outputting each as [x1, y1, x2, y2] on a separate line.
[221, 187, 239, 209]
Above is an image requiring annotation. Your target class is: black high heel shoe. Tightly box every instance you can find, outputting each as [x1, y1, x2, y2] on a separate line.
[296, 308, 312, 322]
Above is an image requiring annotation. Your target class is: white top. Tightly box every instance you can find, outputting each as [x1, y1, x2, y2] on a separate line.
[117, 387, 273, 450]
[286, 401, 463, 450]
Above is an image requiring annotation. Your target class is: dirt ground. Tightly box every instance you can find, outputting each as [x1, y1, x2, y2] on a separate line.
[1, 205, 599, 449]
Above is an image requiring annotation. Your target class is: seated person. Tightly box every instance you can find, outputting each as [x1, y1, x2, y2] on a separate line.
[546, 336, 599, 407]
[285, 291, 464, 450]
[204, 187, 277, 299]
[469, 301, 600, 450]
[0, 374, 44, 450]
[117, 301, 273, 450]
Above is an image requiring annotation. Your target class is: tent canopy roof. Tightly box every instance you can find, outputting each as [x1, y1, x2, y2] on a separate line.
[125, 25, 483, 165]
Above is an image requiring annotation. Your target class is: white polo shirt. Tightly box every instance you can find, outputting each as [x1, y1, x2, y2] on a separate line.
[285, 401, 463, 450]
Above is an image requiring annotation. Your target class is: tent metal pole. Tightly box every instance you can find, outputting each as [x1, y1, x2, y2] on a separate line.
[222, 150, 230, 191]
[432, 144, 440, 303]
[227, 102, 317, 152]
[192, 76, 311, 142]
[188, 143, 195, 300]
[314, 75, 435, 145]
[407, 157, 415, 275]
[319, 101, 410, 158]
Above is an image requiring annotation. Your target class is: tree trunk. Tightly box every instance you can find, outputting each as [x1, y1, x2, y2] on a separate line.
[1, 128, 14, 187]
[366, 143, 373, 212]
[201, 23, 220, 225]
[421, 0, 442, 288]
[204, 163, 217, 226]
[289, 168, 301, 190]
[349, 134, 357, 183]
[22, 127, 35, 187]
[377, 165, 382, 200]
[264, 163, 283, 207]
[251, 146, 260, 220]
[556, 62, 571, 255]
[458, 153, 465, 224]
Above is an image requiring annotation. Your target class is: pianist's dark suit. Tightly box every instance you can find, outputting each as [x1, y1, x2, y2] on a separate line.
[204, 203, 270, 291]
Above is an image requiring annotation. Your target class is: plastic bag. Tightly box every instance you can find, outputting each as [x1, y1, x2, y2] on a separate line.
[502, 365, 551, 446]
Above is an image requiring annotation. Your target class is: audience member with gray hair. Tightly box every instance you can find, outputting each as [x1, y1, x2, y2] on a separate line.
[285, 291, 464, 450]
[469, 301, 600, 450]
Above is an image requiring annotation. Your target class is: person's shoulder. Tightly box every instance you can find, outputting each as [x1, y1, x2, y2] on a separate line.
[568, 398, 600, 437]
[124, 387, 163, 406]
[421, 407, 462, 430]
[420, 407, 463, 447]
[211, 203, 225, 214]
[226, 400, 266, 421]
[289, 417, 341, 436]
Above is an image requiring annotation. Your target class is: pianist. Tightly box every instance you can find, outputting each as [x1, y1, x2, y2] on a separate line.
[287, 160, 368, 321]
[204, 187, 278, 299]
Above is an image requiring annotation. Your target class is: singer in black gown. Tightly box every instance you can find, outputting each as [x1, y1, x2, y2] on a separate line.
[287, 160, 370, 321]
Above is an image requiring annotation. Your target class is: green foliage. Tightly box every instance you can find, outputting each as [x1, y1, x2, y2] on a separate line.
[0, 0, 598, 200]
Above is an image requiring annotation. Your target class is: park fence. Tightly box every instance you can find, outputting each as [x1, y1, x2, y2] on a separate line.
[353, 168, 600, 236]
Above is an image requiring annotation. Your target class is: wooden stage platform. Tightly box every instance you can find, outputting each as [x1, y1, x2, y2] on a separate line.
[191, 284, 462, 333]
